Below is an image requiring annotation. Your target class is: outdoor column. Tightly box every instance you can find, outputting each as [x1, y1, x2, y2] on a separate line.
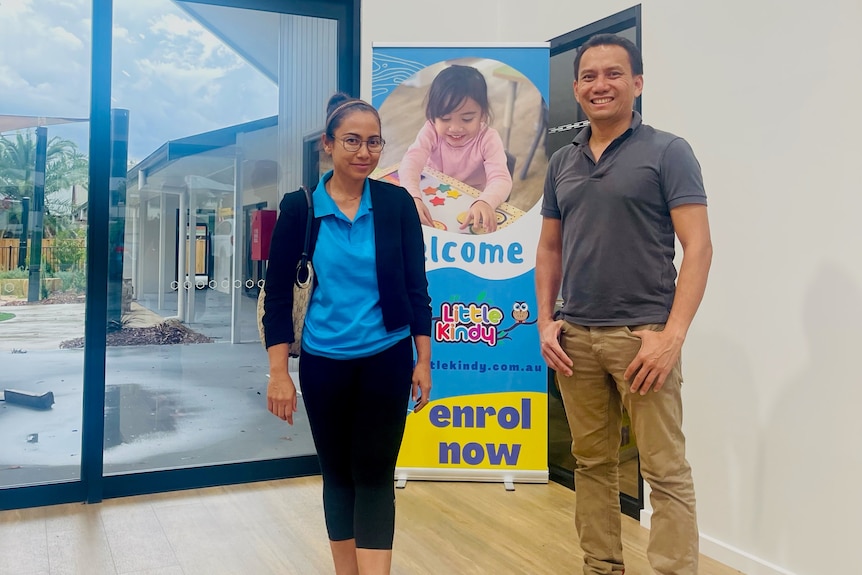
[16, 197, 29, 269]
[176, 188, 187, 322]
[230, 144, 244, 343]
[131, 197, 142, 304]
[185, 185, 197, 323]
[26, 127, 47, 302]
[107, 109, 129, 327]
[136, 169, 148, 303]
[157, 189, 168, 311]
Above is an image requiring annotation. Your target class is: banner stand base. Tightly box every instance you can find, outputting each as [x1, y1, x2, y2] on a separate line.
[394, 467, 548, 491]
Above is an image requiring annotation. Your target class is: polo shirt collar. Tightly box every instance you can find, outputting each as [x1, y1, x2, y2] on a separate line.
[572, 111, 643, 147]
[312, 170, 373, 220]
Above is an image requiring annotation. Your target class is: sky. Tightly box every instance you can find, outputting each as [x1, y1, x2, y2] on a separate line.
[0, 0, 278, 162]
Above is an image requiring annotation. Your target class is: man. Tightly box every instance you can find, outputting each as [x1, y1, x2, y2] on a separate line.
[536, 34, 712, 575]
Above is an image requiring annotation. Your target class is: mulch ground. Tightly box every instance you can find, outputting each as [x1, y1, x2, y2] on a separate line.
[60, 320, 213, 348]
[2, 290, 85, 306]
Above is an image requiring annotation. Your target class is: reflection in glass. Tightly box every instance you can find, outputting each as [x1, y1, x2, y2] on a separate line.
[103, 0, 337, 474]
[0, 0, 91, 489]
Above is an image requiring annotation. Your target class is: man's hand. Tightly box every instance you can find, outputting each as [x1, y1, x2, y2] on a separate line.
[624, 329, 683, 394]
[539, 318, 573, 377]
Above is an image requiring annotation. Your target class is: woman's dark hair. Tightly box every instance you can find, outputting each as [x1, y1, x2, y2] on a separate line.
[424, 65, 492, 123]
[324, 93, 381, 138]
[573, 33, 644, 79]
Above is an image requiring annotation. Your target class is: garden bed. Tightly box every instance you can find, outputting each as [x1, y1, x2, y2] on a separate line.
[60, 320, 213, 348]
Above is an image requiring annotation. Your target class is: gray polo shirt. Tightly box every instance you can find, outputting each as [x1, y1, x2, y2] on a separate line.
[542, 112, 707, 326]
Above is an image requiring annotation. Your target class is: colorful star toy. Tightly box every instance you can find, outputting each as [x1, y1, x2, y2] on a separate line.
[430, 196, 446, 206]
[437, 184, 452, 192]
[423, 186, 438, 196]
[446, 189, 462, 199]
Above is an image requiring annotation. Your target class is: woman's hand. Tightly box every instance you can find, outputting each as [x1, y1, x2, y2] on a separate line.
[267, 371, 298, 425]
[413, 197, 433, 227]
[411, 361, 432, 413]
[461, 200, 497, 233]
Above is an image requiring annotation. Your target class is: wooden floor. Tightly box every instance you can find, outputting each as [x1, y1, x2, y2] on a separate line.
[0, 477, 743, 575]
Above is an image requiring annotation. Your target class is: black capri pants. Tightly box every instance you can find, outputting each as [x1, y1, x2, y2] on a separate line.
[298, 336, 413, 549]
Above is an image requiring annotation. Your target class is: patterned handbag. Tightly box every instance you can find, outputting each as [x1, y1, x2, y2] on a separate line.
[258, 186, 314, 356]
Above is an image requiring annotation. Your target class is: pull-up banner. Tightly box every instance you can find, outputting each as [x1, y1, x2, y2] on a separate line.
[372, 42, 550, 484]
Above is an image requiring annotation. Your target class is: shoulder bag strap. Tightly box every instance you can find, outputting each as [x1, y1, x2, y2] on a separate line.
[295, 186, 314, 288]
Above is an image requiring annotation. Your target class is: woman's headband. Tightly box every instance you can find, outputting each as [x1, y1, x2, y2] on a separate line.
[325, 99, 369, 131]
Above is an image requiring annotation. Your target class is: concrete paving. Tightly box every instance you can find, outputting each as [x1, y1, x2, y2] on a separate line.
[0, 303, 86, 352]
[0, 298, 313, 488]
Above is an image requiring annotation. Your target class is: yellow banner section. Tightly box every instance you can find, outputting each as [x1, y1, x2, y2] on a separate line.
[397, 391, 547, 470]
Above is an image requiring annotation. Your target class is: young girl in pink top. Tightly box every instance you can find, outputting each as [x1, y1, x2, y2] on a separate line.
[400, 65, 512, 233]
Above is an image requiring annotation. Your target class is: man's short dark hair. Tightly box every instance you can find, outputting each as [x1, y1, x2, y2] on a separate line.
[573, 33, 644, 79]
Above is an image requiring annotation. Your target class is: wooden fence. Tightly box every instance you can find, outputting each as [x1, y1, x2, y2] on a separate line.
[1, 237, 206, 274]
[0, 238, 86, 272]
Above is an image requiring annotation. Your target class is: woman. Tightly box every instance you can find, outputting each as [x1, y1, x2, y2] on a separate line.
[263, 93, 432, 575]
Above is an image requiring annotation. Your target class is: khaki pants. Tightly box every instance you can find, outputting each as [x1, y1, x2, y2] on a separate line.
[556, 322, 698, 575]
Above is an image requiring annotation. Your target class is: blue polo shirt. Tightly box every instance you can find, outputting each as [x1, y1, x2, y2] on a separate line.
[302, 171, 410, 359]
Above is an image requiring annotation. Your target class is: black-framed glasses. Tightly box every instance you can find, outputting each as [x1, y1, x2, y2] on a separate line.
[339, 136, 385, 153]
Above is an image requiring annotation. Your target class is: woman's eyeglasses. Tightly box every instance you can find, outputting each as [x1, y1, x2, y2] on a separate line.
[339, 136, 385, 153]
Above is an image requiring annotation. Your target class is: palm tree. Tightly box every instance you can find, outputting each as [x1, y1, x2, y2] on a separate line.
[0, 130, 89, 234]
[44, 150, 89, 232]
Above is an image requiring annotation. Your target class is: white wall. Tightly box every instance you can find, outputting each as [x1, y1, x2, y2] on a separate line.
[362, 2, 862, 574]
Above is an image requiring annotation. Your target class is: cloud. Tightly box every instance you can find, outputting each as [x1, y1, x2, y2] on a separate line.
[0, 0, 32, 18]
[1, 0, 278, 160]
[0, 0, 90, 117]
[108, 3, 277, 157]
[146, 13, 241, 70]
[49, 26, 84, 50]
[135, 58, 234, 96]
[150, 12, 204, 37]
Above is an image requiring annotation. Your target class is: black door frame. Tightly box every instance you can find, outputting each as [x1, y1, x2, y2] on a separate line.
[1, 0, 360, 511]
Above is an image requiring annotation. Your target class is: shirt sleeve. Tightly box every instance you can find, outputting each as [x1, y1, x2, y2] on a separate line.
[399, 189, 432, 337]
[660, 137, 708, 209]
[474, 127, 513, 209]
[540, 148, 564, 219]
[262, 192, 303, 348]
[399, 121, 437, 199]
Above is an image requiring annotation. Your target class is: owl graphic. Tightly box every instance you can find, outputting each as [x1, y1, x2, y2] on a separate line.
[512, 302, 530, 323]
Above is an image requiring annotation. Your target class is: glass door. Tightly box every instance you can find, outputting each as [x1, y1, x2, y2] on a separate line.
[1, 0, 359, 511]
[102, 0, 338, 482]
[0, 0, 92, 503]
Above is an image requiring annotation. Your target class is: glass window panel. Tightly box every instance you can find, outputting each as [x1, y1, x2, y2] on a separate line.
[0, 0, 92, 488]
[105, 0, 336, 474]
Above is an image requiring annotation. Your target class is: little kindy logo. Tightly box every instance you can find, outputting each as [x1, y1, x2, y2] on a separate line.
[434, 300, 537, 346]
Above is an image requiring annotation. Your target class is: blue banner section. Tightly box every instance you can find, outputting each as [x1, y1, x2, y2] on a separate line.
[427, 267, 543, 399]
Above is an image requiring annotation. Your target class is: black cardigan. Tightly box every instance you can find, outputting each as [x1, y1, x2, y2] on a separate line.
[262, 178, 432, 349]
